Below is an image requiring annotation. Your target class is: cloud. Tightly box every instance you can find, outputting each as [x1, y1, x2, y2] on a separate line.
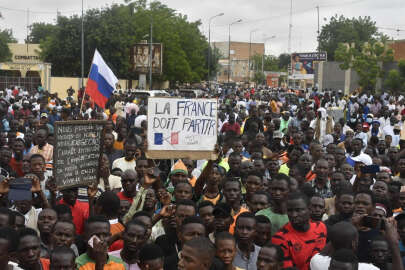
[1, 0, 404, 56]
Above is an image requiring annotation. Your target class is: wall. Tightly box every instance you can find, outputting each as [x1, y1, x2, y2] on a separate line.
[388, 40, 405, 61]
[50, 77, 169, 99]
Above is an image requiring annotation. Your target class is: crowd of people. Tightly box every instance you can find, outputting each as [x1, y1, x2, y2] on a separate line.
[0, 85, 405, 270]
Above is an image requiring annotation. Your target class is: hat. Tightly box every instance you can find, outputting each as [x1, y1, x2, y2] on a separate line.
[394, 124, 401, 130]
[169, 159, 188, 177]
[273, 131, 283, 139]
[351, 155, 372, 166]
[40, 113, 48, 118]
[23, 100, 29, 104]
[213, 203, 232, 218]
[372, 118, 380, 125]
[362, 122, 369, 128]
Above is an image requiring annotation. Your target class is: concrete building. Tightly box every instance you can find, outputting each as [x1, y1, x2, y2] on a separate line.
[388, 40, 405, 61]
[212, 41, 264, 83]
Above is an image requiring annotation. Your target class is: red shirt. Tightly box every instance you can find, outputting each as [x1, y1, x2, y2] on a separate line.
[117, 191, 133, 203]
[40, 258, 50, 270]
[221, 122, 241, 135]
[9, 157, 23, 177]
[271, 221, 327, 270]
[58, 199, 89, 235]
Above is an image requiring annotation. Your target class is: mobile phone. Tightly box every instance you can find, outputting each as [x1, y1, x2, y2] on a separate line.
[8, 178, 32, 201]
[88, 235, 101, 248]
[361, 216, 381, 229]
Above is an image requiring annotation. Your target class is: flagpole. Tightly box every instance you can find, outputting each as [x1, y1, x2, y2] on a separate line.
[80, 50, 96, 114]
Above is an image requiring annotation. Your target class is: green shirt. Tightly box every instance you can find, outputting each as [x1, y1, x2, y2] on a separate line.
[256, 207, 289, 235]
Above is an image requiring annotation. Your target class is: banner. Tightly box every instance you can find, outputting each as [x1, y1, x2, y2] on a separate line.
[147, 98, 218, 155]
[291, 52, 327, 75]
[131, 43, 162, 74]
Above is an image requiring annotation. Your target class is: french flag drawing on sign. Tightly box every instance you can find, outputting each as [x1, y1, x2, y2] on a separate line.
[171, 132, 179, 145]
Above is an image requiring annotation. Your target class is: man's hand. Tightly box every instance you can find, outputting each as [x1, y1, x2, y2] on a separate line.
[30, 177, 42, 193]
[157, 189, 172, 206]
[143, 168, 157, 185]
[87, 183, 98, 199]
[159, 204, 176, 218]
[45, 177, 57, 195]
[92, 236, 108, 269]
[0, 178, 10, 194]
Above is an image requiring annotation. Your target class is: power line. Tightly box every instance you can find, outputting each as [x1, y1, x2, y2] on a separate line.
[0, 5, 80, 15]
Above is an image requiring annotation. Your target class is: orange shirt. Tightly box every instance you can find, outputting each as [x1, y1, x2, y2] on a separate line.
[40, 258, 50, 270]
[229, 207, 249, 234]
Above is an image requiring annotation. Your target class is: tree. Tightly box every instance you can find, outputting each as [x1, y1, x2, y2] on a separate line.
[319, 15, 382, 61]
[253, 71, 265, 85]
[384, 69, 402, 93]
[335, 41, 393, 92]
[278, 53, 290, 71]
[27, 23, 57, 43]
[0, 29, 16, 62]
[38, 0, 214, 84]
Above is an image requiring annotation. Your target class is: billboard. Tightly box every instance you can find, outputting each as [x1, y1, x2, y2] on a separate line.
[131, 43, 162, 74]
[291, 52, 327, 75]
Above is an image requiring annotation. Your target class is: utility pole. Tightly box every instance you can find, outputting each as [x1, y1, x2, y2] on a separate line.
[228, 19, 242, 84]
[208, 13, 224, 89]
[249, 29, 258, 83]
[81, 0, 84, 89]
[316, 5, 320, 53]
[26, 9, 29, 53]
[149, 18, 153, 90]
[287, 0, 293, 89]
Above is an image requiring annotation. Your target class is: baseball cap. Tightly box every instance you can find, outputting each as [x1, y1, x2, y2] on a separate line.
[213, 203, 232, 218]
[394, 124, 401, 130]
[40, 113, 48, 118]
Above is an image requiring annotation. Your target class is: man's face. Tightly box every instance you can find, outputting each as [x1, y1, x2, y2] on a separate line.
[337, 194, 354, 216]
[124, 144, 137, 161]
[376, 172, 391, 183]
[250, 194, 269, 213]
[254, 222, 271, 247]
[50, 253, 76, 270]
[215, 239, 236, 266]
[121, 173, 137, 196]
[174, 183, 193, 201]
[287, 198, 310, 231]
[310, 145, 323, 160]
[398, 159, 405, 173]
[246, 176, 262, 195]
[298, 154, 312, 171]
[119, 200, 131, 220]
[38, 209, 57, 235]
[17, 235, 41, 268]
[170, 172, 188, 186]
[198, 206, 214, 231]
[372, 181, 388, 200]
[267, 160, 280, 174]
[85, 222, 111, 252]
[315, 160, 329, 180]
[357, 175, 372, 193]
[13, 140, 25, 155]
[341, 164, 354, 181]
[233, 141, 243, 154]
[270, 180, 289, 203]
[309, 197, 325, 221]
[35, 129, 47, 146]
[229, 156, 241, 172]
[104, 134, 114, 148]
[353, 193, 374, 216]
[51, 222, 75, 248]
[144, 189, 157, 210]
[235, 217, 256, 245]
[178, 245, 206, 270]
[351, 139, 362, 155]
[257, 246, 282, 270]
[175, 205, 196, 229]
[370, 240, 389, 266]
[223, 181, 241, 204]
[61, 189, 78, 206]
[123, 224, 147, 253]
[179, 223, 206, 245]
[30, 156, 45, 175]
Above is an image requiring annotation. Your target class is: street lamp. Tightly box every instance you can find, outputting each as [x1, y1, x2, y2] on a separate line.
[228, 19, 242, 84]
[248, 28, 259, 82]
[208, 12, 224, 89]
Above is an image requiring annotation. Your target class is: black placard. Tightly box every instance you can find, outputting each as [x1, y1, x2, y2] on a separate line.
[54, 120, 106, 190]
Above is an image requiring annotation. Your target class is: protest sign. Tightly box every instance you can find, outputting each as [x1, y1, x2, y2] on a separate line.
[54, 120, 106, 190]
[146, 98, 218, 160]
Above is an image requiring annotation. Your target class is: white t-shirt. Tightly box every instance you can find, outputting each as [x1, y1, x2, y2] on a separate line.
[112, 157, 136, 172]
[310, 254, 380, 270]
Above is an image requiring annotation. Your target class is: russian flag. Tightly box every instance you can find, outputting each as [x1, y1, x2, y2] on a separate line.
[85, 49, 118, 108]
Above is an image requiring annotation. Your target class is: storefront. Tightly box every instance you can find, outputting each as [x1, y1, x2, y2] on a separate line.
[0, 43, 51, 90]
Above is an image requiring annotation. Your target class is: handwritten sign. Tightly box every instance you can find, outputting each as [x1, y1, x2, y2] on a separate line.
[54, 121, 106, 190]
[147, 98, 218, 159]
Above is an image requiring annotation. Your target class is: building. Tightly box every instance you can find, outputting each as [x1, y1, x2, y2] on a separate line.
[0, 43, 52, 90]
[212, 41, 264, 83]
[388, 39, 405, 61]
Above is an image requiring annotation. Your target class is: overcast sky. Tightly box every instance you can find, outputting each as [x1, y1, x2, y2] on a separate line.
[1, 0, 404, 56]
